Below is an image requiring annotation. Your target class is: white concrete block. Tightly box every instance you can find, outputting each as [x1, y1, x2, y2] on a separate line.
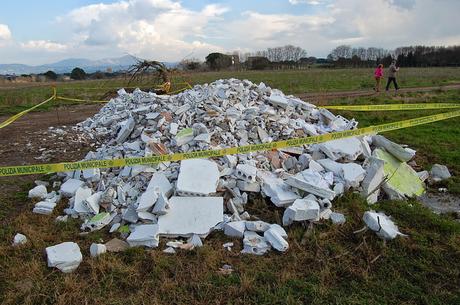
[176, 159, 219, 196]
[90, 243, 107, 257]
[147, 172, 173, 197]
[127, 224, 160, 248]
[157, 197, 223, 237]
[283, 199, 320, 226]
[341, 163, 366, 188]
[152, 192, 169, 215]
[60, 179, 84, 197]
[245, 221, 270, 232]
[83, 191, 102, 214]
[224, 221, 246, 238]
[12, 233, 27, 246]
[241, 231, 271, 255]
[28, 185, 48, 200]
[73, 187, 93, 214]
[136, 188, 158, 212]
[363, 211, 405, 240]
[46, 242, 82, 273]
[264, 228, 289, 252]
[319, 137, 363, 161]
[235, 164, 257, 182]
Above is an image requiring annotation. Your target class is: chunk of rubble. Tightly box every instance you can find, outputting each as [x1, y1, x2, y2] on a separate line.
[116, 117, 135, 144]
[174, 128, 194, 146]
[60, 179, 84, 197]
[147, 172, 173, 197]
[73, 187, 93, 214]
[46, 242, 82, 273]
[430, 164, 451, 182]
[90, 243, 107, 257]
[241, 231, 271, 255]
[235, 164, 257, 182]
[176, 159, 219, 196]
[373, 135, 415, 162]
[105, 238, 129, 252]
[286, 170, 335, 200]
[261, 176, 300, 207]
[188, 234, 203, 248]
[330, 212, 346, 225]
[127, 224, 160, 248]
[136, 188, 158, 212]
[363, 211, 406, 240]
[319, 137, 363, 161]
[28, 185, 48, 199]
[374, 149, 424, 199]
[361, 157, 385, 204]
[81, 212, 113, 232]
[33, 200, 57, 215]
[158, 197, 223, 237]
[341, 163, 366, 188]
[264, 227, 289, 252]
[245, 221, 270, 232]
[224, 221, 246, 238]
[12, 233, 27, 246]
[283, 198, 320, 226]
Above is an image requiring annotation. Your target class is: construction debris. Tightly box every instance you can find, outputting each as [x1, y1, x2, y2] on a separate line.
[363, 211, 406, 240]
[430, 164, 451, 182]
[12, 233, 27, 246]
[46, 242, 82, 273]
[27, 79, 435, 260]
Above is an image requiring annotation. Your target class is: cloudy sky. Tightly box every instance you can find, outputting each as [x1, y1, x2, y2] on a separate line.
[0, 0, 459, 65]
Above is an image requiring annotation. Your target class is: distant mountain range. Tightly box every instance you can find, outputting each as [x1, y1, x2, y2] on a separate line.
[0, 55, 178, 75]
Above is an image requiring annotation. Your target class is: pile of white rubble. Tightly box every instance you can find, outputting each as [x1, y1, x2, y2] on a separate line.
[24, 79, 452, 272]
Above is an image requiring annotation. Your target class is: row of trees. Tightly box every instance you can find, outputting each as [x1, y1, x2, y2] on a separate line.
[327, 45, 460, 67]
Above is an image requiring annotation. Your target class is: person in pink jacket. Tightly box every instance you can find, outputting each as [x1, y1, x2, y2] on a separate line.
[374, 64, 384, 92]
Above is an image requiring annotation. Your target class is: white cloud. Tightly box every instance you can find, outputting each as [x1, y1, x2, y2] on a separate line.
[289, 0, 323, 5]
[0, 24, 12, 40]
[60, 0, 228, 61]
[20, 40, 68, 52]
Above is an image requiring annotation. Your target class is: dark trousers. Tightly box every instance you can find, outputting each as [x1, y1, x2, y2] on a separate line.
[386, 77, 399, 90]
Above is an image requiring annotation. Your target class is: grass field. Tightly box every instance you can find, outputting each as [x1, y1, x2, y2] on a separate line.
[1, 67, 460, 115]
[1, 68, 460, 304]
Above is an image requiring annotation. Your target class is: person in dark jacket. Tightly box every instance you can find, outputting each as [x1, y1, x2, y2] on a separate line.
[386, 60, 399, 91]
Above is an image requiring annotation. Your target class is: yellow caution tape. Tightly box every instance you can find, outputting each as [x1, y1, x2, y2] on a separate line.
[0, 88, 57, 129]
[322, 103, 460, 111]
[56, 95, 108, 103]
[1, 109, 459, 177]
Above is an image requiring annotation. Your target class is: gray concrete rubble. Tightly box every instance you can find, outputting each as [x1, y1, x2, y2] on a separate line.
[28, 78, 430, 259]
[46, 242, 82, 273]
[90, 243, 107, 257]
[12, 233, 27, 246]
[363, 211, 406, 240]
[430, 164, 451, 182]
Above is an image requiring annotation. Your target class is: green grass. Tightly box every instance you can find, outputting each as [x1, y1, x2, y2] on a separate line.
[1, 68, 460, 304]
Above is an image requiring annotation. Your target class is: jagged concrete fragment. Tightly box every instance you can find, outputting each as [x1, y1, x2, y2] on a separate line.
[286, 171, 335, 200]
[174, 128, 194, 146]
[176, 159, 219, 196]
[245, 221, 270, 232]
[430, 164, 451, 182]
[237, 180, 260, 192]
[374, 149, 424, 199]
[136, 188, 158, 212]
[33, 200, 57, 215]
[74, 187, 93, 214]
[264, 227, 289, 252]
[83, 191, 102, 214]
[319, 137, 363, 161]
[361, 157, 385, 204]
[82, 212, 113, 231]
[330, 212, 346, 225]
[341, 163, 366, 188]
[235, 164, 257, 182]
[373, 135, 415, 162]
[116, 117, 135, 144]
[241, 231, 271, 255]
[147, 172, 173, 197]
[224, 221, 246, 238]
[46, 242, 82, 273]
[28, 185, 48, 199]
[127, 224, 159, 248]
[90, 243, 107, 257]
[188, 234, 203, 248]
[261, 177, 300, 207]
[12, 233, 27, 246]
[152, 192, 169, 215]
[283, 199, 320, 226]
[60, 179, 84, 197]
[363, 211, 405, 240]
[105, 238, 129, 252]
[268, 93, 289, 108]
[158, 197, 223, 237]
[269, 224, 288, 239]
[417, 170, 429, 182]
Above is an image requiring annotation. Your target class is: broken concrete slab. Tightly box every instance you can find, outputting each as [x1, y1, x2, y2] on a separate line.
[176, 159, 219, 196]
[127, 224, 160, 248]
[60, 179, 84, 197]
[261, 177, 300, 207]
[116, 117, 136, 144]
[373, 135, 415, 162]
[90, 243, 107, 257]
[235, 164, 257, 183]
[341, 163, 366, 189]
[73, 187, 93, 214]
[319, 137, 363, 161]
[147, 172, 173, 197]
[158, 197, 223, 237]
[46, 242, 82, 273]
[136, 188, 158, 212]
[374, 149, 424, 200]
[286, 171, 335, 200]
[361, 157, 385, 204]
[245, 221, 270, 232]
[224, 221, 246, 238]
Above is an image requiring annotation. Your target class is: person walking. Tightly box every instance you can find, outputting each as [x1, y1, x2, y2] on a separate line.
[386, 60, 399, 92]
[373, 64, 384, 92]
